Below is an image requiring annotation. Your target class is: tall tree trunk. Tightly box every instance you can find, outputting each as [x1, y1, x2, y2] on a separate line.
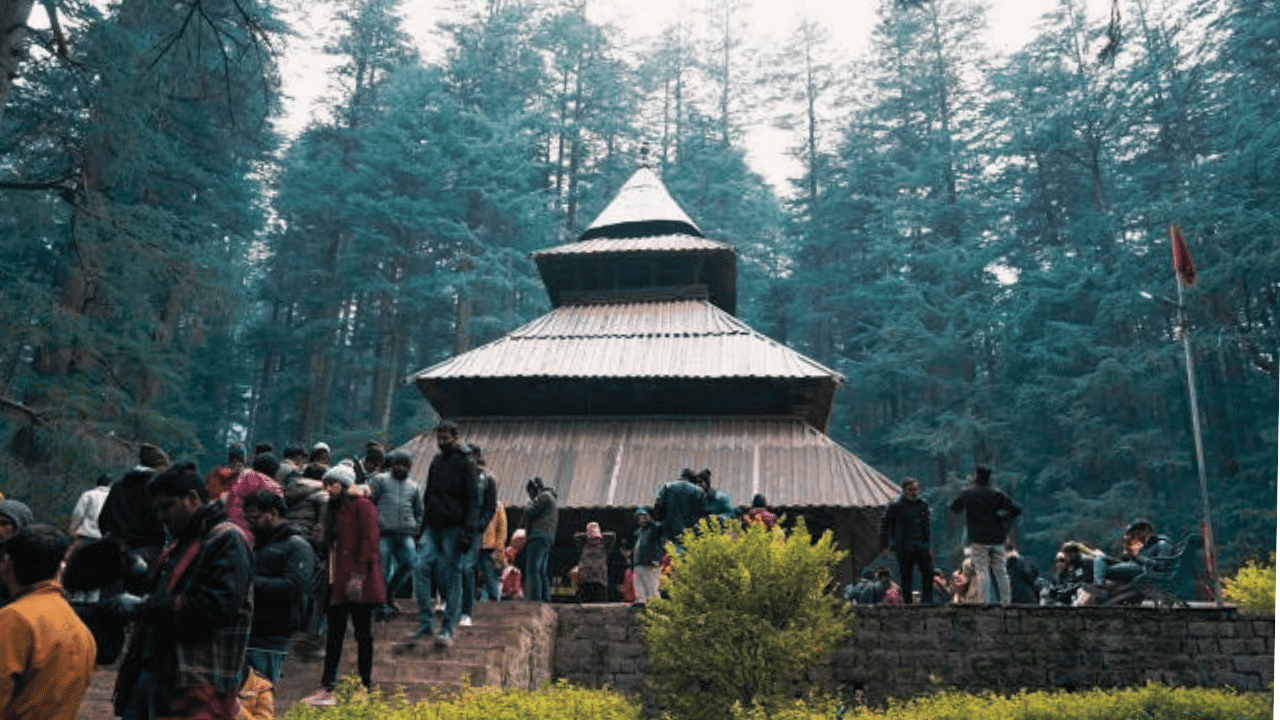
[0, 0, 36, 128]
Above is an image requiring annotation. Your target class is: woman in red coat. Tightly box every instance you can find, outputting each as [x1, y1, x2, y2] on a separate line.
[303, 462, 386, 706]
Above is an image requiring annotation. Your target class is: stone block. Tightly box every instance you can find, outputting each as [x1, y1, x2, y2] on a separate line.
[1186, 621, 1219, 637]
[1224, 672, 1264, 690]
[1233, 656, 1272, 675]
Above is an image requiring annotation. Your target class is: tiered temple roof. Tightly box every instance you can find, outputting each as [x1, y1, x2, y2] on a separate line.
[405, 166, 896, 543]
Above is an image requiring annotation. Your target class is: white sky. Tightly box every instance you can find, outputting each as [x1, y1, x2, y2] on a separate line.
[278, 0, 1102, 191]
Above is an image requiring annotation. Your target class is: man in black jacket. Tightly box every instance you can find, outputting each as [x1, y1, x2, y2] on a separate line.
[948, 465, 1021, 605]
[880, 477, 933, 604]
[410, 421, 479, 647]
[244, 490, 317, 686]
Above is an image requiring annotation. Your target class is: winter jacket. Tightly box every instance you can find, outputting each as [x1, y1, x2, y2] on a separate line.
[369, 472, 423, 535]
[632, 522, 664, 567]
[481, 504, 508, 551]
[115, 501, 253, 713]
[702, 489, 734, 519]
[250, 522, 317, 639]
[325, 494, 386, 607]
[0, 580, 96, 720]
[205, 464, 243, 500]
[420, 445, 480, 532]
[652, 479, 704, 546]
[99, 467, 166, 552]
[283, 474, 327, 549]
[1006, 553, 1040, 604]
[574, 532, 616, 585]
[948, 484, 1021, 545]
[524, 487, 558, 540]
[224, 470, 284, 535]
[880, 495, 931, 553]
[477, 471, 498, 533]
[70, 485, 110, 540]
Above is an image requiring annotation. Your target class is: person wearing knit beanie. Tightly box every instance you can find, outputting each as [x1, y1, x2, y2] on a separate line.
[0, 499, 35, 541]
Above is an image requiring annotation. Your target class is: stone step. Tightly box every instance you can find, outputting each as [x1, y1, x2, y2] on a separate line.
[275, 600, 559, 712]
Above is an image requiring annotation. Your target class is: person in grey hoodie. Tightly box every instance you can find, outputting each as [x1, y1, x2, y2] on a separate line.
[522, 477, 558, 603]
[369, 450, 423, 617]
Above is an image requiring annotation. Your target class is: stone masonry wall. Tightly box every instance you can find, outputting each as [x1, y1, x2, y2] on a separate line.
[554, 604, 1274, 704]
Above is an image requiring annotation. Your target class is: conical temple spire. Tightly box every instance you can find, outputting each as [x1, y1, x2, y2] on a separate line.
[580, 166, 703, 240]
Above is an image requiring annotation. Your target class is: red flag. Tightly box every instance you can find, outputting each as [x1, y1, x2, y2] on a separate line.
[1170, 223, 1197, 288]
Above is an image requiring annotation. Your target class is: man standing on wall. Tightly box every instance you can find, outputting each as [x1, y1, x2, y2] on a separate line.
[880, 477, 934, 604]
[410, 421, 479, 647]
[521, 477, 558, 603]
[948, 465, 1021, 605]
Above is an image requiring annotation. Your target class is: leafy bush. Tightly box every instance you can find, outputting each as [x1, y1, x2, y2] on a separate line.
[733, 684, 1271, 720]
[278, 678, 642, 720]
[1222, 554, 1276, 614]
[641, 517, 850, 720]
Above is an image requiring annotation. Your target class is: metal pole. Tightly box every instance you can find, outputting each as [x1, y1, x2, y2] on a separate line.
[1176, 281, 1222, 606]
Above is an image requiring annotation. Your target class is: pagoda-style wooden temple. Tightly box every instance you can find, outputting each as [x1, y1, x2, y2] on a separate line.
[401, 167, 897, 583]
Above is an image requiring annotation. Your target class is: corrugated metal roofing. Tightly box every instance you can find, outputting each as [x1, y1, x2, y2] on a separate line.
[396, 417, 898, 511]
[409, 300, 842, 382]
[533, 234, 732, 258]
[580, 167, 703, 239]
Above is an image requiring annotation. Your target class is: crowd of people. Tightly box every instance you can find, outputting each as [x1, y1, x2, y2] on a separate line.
[851, 465, 1182, 608]
[0, 433, 1186, 719]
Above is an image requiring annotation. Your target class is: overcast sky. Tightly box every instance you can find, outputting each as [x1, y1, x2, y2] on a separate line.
[278, 0, 1106, 190]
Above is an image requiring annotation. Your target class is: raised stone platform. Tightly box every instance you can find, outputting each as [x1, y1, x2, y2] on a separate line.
[76, 601, 1274, 718]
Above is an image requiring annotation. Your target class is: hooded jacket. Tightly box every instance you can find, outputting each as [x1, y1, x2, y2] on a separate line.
[98, 468, 167, 552]
[250, 522, 317, 638]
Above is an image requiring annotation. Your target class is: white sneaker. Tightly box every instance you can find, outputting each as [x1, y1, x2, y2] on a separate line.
[458, 614, 473, 627]
[303, 689, 336, 706]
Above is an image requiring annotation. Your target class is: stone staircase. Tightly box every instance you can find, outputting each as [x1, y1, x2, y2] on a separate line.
[75, 600, 561, 720]
[274, 600, 560, 709]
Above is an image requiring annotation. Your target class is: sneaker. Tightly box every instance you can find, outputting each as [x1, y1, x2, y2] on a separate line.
[303, 689, 336, 707]
[434, 630, 454, 648]
[406, 625, 433, 641]
[458, 614, 473, 627]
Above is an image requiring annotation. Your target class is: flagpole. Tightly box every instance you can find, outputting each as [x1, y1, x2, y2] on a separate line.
[1176, 280, 1222, 606]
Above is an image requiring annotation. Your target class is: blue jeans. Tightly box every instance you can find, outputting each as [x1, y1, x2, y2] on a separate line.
[461, 530, 481, 615]
[526, 535, 552, 603]
[381, 531, 417, 602]
[413, 526, 466, 633]
[479, 548, 502, 601]
[246, 636, 290, 685]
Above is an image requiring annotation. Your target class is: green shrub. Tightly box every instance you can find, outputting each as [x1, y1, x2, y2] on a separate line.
[641, 517, 850, 720]
[1222, 554, 1276, 614]
[278, 678, 643, 720]
[842, 684, 1272, 720]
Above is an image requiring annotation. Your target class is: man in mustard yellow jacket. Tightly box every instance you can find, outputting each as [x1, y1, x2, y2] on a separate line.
[0, 524, 96, 720]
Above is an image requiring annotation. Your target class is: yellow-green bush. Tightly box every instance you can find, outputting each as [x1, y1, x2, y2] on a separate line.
[278, 678, 643, 720]
[642, 517, 849, 720]
[1222, 554, 1276, 614]
[731, 684, 1272, 720]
